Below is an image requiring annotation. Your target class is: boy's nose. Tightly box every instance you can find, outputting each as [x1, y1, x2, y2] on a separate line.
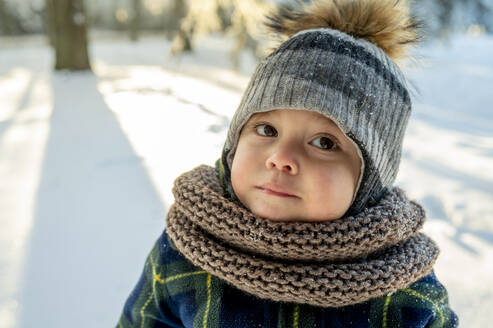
[265, 150, 299, 175]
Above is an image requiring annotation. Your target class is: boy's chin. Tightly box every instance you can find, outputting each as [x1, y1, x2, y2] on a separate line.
[251, 207, 320, 223]
[250, 204, 344, 223]
[249, 205, 296, 222]
[258, 214, 296, 222]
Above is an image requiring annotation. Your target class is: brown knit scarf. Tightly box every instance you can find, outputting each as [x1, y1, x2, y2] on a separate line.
[166, 165, 439, 307]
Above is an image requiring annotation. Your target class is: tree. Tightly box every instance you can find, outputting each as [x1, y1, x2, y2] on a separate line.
[164, 0, 187, 40]
[169, 0, 274, 69]
[129, 0, 141, 41]
[0, 0, 27, 35]
[46, 0, 91, 71]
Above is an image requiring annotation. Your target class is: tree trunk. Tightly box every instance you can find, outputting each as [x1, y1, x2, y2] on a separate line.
[170, 19, 194, 54]
[0, 1, 26, 35]
[47, 0, 91, 71]
[476, 0, 492, 33]
[0, 0, 13, 35]
[437, 0, 453, 39]
[45, 0, 56, 47]
[165, 0, 187, 40]
[129, 0, 141, 41]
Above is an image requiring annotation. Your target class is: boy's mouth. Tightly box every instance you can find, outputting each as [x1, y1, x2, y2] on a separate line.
[256, 183, 299, 198]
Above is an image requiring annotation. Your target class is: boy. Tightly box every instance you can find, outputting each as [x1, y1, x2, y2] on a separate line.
[116, 0, 458, 326]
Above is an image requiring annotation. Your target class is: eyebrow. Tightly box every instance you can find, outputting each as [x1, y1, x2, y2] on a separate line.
[251, 111, 274, 120]
[254, 111, 336, 130]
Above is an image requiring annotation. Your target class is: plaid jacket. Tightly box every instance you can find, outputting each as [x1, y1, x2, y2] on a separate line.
[116, 230, 458, 328]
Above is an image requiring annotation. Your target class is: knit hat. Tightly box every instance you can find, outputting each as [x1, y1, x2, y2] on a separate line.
[218, 0, 422, 217]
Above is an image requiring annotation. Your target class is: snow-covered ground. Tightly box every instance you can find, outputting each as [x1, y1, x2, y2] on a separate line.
[0, 32, 491, 327]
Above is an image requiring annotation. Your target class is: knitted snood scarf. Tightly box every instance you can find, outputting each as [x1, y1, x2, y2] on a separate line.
[166, 165, 439, 307]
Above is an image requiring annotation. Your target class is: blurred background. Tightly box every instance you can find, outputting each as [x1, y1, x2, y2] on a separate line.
[0, 0, 492, 327]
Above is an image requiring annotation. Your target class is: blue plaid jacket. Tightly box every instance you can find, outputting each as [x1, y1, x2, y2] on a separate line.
[116, 230, 458, 328]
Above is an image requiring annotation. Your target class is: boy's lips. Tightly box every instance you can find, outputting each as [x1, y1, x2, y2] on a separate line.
[256, 183, 299, 198]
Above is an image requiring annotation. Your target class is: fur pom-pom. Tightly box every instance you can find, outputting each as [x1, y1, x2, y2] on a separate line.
[263, 0, 423, 61]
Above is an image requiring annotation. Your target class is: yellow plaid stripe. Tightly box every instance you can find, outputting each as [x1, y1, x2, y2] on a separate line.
[293, 305, 300, 328]
[139, 254, 208, 327]
[382, 293, 393, 328]
[203, 274, 213, 328]
[402, 288, 445, 325]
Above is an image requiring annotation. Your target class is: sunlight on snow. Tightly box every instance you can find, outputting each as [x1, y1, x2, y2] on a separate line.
[404, 116, 493, 181]
[0, 68, 53, 328]
[94, 61, 236, 204]
[0, 69, 32, 122]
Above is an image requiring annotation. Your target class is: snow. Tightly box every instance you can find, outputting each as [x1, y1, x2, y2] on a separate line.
[0, 32, 492, 327]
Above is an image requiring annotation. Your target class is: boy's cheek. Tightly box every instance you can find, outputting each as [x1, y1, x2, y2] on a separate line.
[311, 168, 355, 201]
[231, 153, 251, 197]
[233, 140, 264, 171]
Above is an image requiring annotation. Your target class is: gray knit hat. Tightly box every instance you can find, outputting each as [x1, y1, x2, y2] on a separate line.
[218, 0, 421, 217]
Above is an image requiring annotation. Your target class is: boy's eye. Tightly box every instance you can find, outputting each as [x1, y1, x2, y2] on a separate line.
[255, 124, 278, 137]
[310, 136, 337, 150]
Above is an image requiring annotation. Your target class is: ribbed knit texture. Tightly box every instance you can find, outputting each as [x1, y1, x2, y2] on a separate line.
[221, 28, 412, 216]
[166, 165, 439, 307]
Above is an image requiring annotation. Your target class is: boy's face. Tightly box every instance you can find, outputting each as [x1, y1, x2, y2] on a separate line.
[231, 109, 362, 222]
